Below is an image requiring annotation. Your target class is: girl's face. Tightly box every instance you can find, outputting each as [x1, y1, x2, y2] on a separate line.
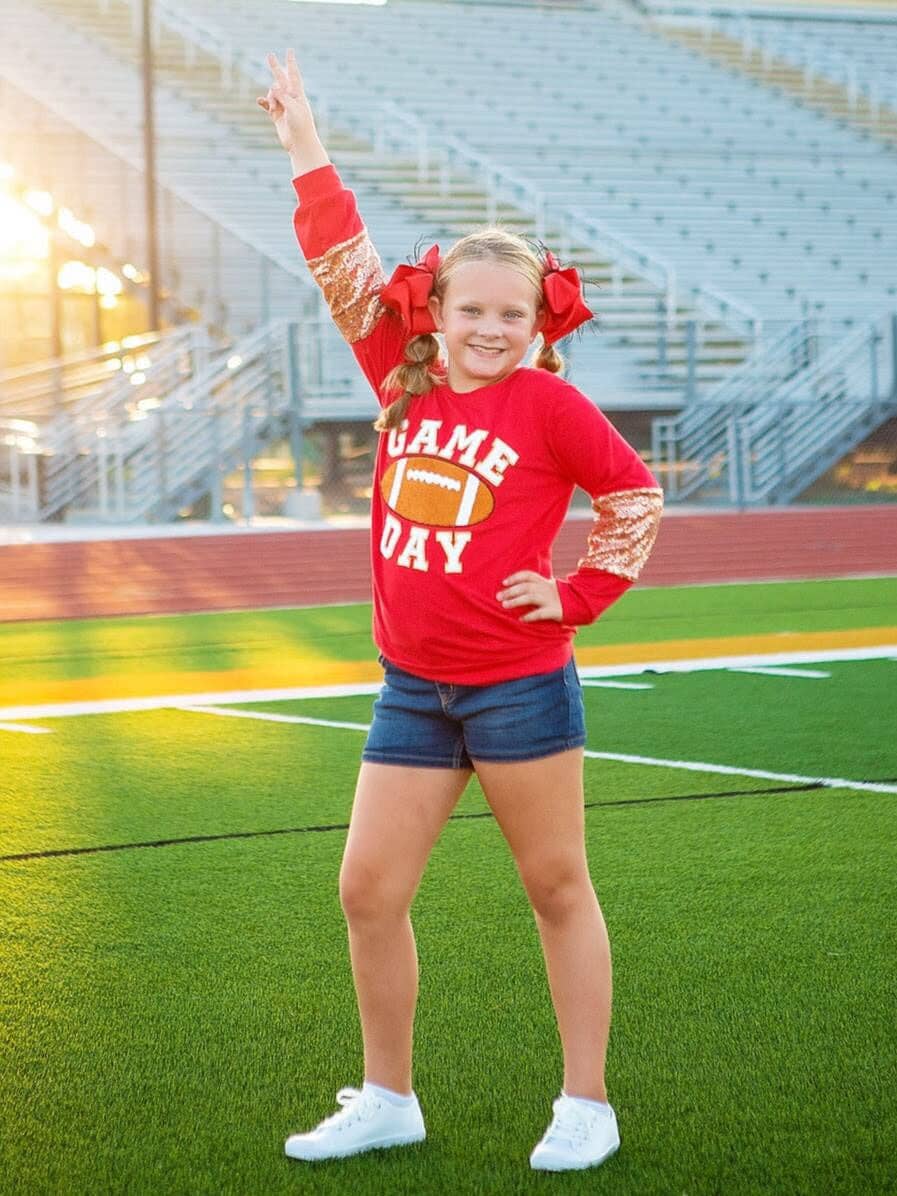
[428, 259, 544, 393]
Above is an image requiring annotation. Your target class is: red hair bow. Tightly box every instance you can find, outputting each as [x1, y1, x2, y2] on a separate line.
[540, 251, 593, 345]
[379, 244, 441, 336]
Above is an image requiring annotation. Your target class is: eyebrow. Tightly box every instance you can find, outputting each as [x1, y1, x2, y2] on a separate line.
[453, 297, 534, 310]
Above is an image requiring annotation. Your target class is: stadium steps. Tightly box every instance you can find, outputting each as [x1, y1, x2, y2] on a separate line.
[7, 0, 894, 514]
[652, 314, 897, 505]
[2, 505, 897, 622]
[23, 0, 755, 410]
[661, 25, 897, 147]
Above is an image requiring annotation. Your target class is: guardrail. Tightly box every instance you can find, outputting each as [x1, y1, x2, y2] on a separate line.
[0, 327, 209, 421]
[651, 315, 896, 502]
[20, 321, 300, 522]
[0, 419, 41, 520]
[727, 313, 897, 505]
[0, 313, 369, 524]
[651, 318, 822, 498]
[690, 284, 762, 342]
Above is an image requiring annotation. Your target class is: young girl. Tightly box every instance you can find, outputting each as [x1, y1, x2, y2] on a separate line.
[259, 49, 662, 1174]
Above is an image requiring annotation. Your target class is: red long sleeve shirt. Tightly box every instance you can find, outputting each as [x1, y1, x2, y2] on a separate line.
[293, 165, 663, 684]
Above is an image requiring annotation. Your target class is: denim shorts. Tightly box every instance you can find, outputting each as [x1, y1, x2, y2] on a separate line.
[362, 655, 587, 769]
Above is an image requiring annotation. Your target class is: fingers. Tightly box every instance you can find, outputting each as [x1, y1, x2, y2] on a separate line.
[502, 571, 540, 586]
[286, 47, 305, 96]
[266, 51, 290, 91]
[520, 607, 556, 623]
[496, 572, 543, 606]
[496, 572, 561, 622]
[499, 590, 536, 609]
[257, 87, 284, 117]
[268, 49, 304, 99]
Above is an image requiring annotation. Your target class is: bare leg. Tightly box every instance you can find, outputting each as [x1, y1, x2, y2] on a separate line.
[339, 762, 472, 1094]
[473, 749, 611, 1102]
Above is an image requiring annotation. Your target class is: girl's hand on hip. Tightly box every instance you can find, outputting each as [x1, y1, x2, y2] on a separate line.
[497, 572, 563, 623]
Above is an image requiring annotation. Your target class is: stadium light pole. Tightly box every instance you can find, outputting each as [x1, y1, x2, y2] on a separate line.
[141, 0, 161, 331]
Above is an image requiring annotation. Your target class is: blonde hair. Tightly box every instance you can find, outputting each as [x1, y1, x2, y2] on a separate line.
[374, 228, 564, 432]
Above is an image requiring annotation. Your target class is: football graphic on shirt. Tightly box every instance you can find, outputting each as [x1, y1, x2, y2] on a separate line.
[381, 456, 495, 528]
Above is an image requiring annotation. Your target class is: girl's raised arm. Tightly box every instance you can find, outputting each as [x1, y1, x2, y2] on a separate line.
[257, 49, 330, 178]
[259, 49, 406, 401]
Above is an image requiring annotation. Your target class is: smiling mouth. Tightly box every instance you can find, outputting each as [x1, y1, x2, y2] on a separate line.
[469, 344, 504, 355]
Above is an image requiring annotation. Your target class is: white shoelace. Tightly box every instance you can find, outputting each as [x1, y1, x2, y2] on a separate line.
[542, 1098, 595, 1152]
[317, 1087, 380, 1134]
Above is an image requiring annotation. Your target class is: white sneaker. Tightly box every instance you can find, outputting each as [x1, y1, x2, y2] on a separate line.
[284, 1086, 426, 1162]
[529, 1094, 620, 1171]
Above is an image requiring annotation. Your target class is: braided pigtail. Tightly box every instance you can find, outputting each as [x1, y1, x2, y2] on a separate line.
[535, 337, 564, 375]
[375, 333, 443, 431]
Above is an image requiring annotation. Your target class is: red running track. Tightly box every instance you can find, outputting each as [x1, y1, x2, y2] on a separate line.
[0, 506, 895, 623]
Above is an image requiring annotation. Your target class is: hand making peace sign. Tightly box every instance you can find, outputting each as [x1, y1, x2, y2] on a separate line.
[257, 48, 325, 168]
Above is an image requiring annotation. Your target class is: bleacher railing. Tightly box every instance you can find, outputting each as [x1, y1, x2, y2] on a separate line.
[0, 419, 42, 522]
[0, 328, 203, 421]
[121, 321, 297, 521]
[689, 14, 897, 122]
[19, 321, 302, 523]
[653, 313, 897, 505]
[0, 312, 380, 524]
[0, 328, 214, 520]
[727, 314, 897, 505]
[143, 0, 760, 339]
[652, 319, 828, 499]
[0, 322, 317, 523]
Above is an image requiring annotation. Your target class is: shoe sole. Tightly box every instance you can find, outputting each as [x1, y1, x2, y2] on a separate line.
[285, 1130, 426, 1162]
[529, 1141, 620, 1172]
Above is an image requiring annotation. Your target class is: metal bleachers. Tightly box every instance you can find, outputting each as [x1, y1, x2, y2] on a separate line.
[163, 0, 897, 326]
[3, 0, 766, 415]
[3, 0, 896, 517]
[653, 313, 897, 503]
[650, 6, 897, 143]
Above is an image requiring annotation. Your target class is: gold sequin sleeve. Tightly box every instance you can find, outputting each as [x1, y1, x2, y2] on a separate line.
[306, 230, 388, 345]
[578, 487, 664, 580]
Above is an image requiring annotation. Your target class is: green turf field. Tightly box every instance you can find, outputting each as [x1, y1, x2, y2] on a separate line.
[1, 578, 896, 1194]
[2, 577, 897, 691]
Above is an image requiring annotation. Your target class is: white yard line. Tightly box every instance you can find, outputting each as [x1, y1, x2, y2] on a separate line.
[580, 680, 655, 690]
[1, 662, 891, 794]
[2, 644, 895, 724]
[0, 683, 383, 723]
[167, 707, 897, 798]
[175, 719, 897, 797]
[578, 645, 897, 679]
[583, 750, 897, 796]
[728, 667, 831, 678]
[175, 704, 370, 732]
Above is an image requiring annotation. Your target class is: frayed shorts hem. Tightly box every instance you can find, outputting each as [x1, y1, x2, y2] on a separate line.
[473, 736, 587, 764]
[361, 736, 586, 770]
[361, 750, 469, 770]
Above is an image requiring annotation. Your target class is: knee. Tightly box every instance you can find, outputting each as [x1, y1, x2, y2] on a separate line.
[523, 862, 593, 925]
[339, 857, 408, 924]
